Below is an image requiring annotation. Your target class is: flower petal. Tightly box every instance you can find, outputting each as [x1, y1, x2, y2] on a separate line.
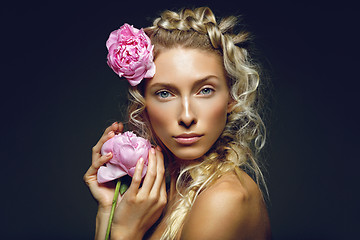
[144, 62, 156, 78]
[97, 163, 127, 183]
[100, 137, 114, 156]
[118, 144, 138, 168]
[106, 29, 120, 50]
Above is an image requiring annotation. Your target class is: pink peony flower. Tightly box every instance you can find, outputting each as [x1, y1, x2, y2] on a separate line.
[97, 131, 151, 184]
[106, 24, 156, 86]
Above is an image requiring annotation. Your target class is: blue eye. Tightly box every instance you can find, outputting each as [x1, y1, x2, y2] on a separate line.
[157, 90, 171, 99]
[200, 88, 213, 95]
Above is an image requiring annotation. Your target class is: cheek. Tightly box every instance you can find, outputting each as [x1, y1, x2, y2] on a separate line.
[203, 100, 228, 128]
[146, 102, 174, 138]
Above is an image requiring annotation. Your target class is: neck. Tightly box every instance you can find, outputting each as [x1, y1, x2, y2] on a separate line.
[163, 150, 203, 201]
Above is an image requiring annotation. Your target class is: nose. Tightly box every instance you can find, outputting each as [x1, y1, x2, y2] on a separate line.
[178, 96, 197, 128]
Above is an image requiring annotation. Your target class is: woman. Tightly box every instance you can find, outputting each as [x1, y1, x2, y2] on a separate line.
[84, 7, 271, 240]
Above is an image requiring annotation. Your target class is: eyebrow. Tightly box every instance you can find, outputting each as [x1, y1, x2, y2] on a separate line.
[148, 75, 219, 90]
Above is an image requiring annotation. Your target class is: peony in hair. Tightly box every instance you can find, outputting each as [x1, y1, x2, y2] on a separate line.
[106, 24, 156, 86]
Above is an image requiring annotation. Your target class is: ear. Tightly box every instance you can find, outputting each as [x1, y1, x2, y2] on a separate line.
[227, 96, 236, 113]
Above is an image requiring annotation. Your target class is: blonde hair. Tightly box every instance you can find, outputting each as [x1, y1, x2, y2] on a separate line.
[127, 7, 267, 239]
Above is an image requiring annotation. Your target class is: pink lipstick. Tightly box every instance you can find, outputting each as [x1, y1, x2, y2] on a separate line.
[174, 133, 202, 145]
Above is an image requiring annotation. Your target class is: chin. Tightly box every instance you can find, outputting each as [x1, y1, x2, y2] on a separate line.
[171, 148, 207, 162]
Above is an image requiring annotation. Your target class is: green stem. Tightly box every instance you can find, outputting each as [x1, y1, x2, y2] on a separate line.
[105, 178, 121, 240]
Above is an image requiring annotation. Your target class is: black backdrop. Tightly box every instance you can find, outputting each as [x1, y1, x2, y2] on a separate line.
[1, 0, 358, 239]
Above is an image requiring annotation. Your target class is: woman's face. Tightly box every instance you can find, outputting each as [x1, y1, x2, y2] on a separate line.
[144, 48, 233, 161]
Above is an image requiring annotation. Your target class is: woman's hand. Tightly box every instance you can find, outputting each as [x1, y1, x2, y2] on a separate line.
[110, 146, 167, 240]
[84, 122, 167, 239]
[84, 122, 124, 210]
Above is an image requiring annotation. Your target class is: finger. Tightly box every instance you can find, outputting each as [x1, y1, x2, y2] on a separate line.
[114, 122, 123, 134]
[159, 174, 167, 202]
[92, 122, 122, 155]
[150, 147, 165, 195]
[84, 152, 113, 181]
[140, 148, 157, 195]
[91, 131, 114, 163]
[128, 158, 145, 194]
[102, 121, 121, 138]
[93, 122, 119, 152]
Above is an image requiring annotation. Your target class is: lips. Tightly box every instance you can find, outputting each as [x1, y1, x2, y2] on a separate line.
[173, 133, 203, 145]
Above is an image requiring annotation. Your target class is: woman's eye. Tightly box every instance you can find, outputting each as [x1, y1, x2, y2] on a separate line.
[199, 88, 214, 95]
[156, 90, 171, 99]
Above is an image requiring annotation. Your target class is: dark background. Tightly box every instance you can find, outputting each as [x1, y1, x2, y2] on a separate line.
[1, 0, 358, 239]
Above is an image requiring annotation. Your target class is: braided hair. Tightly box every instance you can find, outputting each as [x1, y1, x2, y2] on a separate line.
[127, 7, 267, 239]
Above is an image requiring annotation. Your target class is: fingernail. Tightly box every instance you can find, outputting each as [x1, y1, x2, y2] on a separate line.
[108, 131, 114, 136]
[112, 121, 118, 126]
[106, 152, 112, 156]
[151, 148, 155, 154]
[156, 146, 162, 151]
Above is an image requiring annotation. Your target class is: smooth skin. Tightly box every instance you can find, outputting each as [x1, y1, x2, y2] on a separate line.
[85, 48, 271, 239]
[144, 48, 234, 162]
[180, 171, 271, 240]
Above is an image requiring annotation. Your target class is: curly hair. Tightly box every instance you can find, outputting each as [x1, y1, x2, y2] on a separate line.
[126, 7, 267, 239]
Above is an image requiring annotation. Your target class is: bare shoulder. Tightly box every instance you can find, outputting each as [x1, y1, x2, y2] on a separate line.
[180, 170, 271, 240]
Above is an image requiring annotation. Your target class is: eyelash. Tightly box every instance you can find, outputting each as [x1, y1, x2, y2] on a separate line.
[155, 87, 214, 99]
[156, 90, 172, 99]
[199, 87, 214, 95]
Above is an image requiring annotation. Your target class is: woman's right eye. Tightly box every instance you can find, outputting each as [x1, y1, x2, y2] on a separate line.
[156, 90, 172, 99]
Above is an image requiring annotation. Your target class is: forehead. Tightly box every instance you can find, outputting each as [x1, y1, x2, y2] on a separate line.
[147, 48, 226, 87]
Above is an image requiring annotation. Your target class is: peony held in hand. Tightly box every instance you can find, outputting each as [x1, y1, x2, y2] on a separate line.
[97, 131, 151, 184]
[106, 24, 156, 86]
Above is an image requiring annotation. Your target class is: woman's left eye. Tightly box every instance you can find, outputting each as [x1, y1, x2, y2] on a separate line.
[199, 88, 214, 95]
